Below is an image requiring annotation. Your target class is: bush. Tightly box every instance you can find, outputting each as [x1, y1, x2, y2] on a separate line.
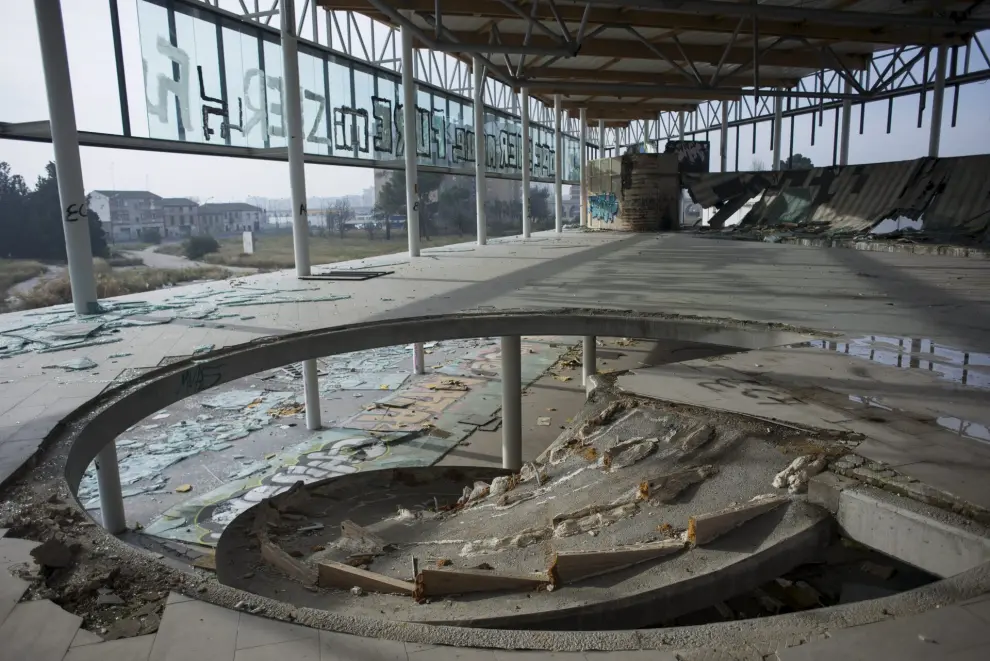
[139, 227, 162, 244]
[185, 235, 220, 260]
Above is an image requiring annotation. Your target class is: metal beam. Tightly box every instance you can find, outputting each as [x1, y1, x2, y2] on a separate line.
[527, 81, 858, 101]
[521, 67, 800, 88]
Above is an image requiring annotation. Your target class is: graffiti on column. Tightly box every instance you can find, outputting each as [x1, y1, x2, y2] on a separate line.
[664, 140, 711, 174]
[589, 192, 619, 223]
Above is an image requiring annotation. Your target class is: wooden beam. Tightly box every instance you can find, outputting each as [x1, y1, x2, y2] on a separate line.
[688, 495, 790, 546]
[314, 0, 968, 46]
[415, 567, 550, 598]
[318, 561, 417, 594]
[522, 68, 800, 89]
[260, 539, 318, 585]
[551, 540, 687, 584]
[434, 32, 870, 70]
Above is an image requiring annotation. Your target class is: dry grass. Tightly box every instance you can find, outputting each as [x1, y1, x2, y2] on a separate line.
[12, 264, 232, 311]
[201, 232, 470, 269]
[153, 243, 185, 257]
[0, 259, 47, 298]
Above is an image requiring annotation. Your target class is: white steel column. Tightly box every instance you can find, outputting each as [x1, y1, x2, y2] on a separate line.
[839, 80, 852, 166]
[772, 93, 783, 171]
[579, 107, 587, 227]
[678, 111, 685, 140]
[34, 0, 98, 315]
[473, 57, 487, 245]
[401, 19, 420, 256]
[281, 0, 321, 431]
[598, 119, 605, 159]
[554, 94, 563, 233]
[95, 444, 126, 533]
[929, 45, 948, 158]
[413, 342, 425, 374]
[500, 335, 522, 470]
[521, 87, 532, 238]
[720, 102, 729, 172]
[582, 336, 596, 386]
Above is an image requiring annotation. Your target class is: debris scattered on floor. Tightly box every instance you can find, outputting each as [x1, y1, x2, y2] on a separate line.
[44, 356, 98, 371]
[537, 417, 552, 426]
[175, 484, 193, 493]
[772, 454, 828, 494]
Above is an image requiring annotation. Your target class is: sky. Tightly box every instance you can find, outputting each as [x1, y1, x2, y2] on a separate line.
[1, 0, 989, 202]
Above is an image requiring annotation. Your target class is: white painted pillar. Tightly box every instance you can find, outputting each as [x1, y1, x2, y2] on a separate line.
[34, 0, 98, 315]
[678, 111, 685, 140]
[413, 342, 425, 374]
[839, 80, 852, 166]
[582, 335, 596, 386]
[95, 444, 126, 533]
[720, 102, 729, 172]
[929, 45, 947, 158]
[281, 0, 321, 431]
[772, 92, 783, 171]
[473, 57, 487, 245]
[521, 87, 531, 238]
[500, 335, 522, 470]
[579, 107, 587, 227]
[553, 94, 563, 233]
[401, 19, 420, 256]
[598, 119, 605, 159]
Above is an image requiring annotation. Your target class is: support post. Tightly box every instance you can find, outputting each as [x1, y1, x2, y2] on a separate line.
[554, 94, 563, 233]
[839, 80, 852, 166]
[521, 87, 531, 238]
[772, 92, 783, 171]
[34, 0, 98, 315]
[500, 335, 522, 471]
[413, 342, 426, 374]
[678, 111, 685, 140]
[929, 45, 947, 158]
[582, 336, 596, 386]
[95, 444, 126, 534]
[473, 57, 487, 245]
[579, 107, 587, 227]
[281, 0, 321, 431]
[401, 18, 420, 256]
[598, 119, 605, 159]
[720, 102, 729, 172]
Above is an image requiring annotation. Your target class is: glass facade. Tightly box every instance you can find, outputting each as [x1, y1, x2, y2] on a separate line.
[135, 0, 581, 182]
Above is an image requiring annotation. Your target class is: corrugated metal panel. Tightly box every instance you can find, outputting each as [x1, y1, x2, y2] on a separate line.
[684, 156, 990, 237]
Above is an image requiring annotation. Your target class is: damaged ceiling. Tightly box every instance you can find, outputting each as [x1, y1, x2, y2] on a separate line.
[684, 154, 990, 238]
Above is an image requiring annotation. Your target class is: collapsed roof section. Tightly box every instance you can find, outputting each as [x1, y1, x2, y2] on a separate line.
[683, 154, 990, 238]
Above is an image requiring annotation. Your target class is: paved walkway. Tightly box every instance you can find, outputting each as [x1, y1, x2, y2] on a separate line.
[3, 231, 990, 658]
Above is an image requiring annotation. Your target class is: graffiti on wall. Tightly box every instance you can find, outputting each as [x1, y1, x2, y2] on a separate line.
[665, 140, 711, 174]
[589, 192, 620, 223]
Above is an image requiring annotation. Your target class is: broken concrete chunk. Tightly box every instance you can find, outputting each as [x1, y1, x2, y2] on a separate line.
[551, 539, 687, 584]
[317, 561, 414, 595]
[787, 456, 828, 494]
[44, 356, 98, 371]
[773, 455, 815, 489]
[553, 503, 639, 538]
[460, 526, 549, 556]
[489, 475, 516, 498]
[688, 494, 789, 546]
[605, 437, 657, 470]
[30, 539, 72, 568]
[676, 424, 715, 457]
[578, 401, 626, 439]
[648, 465, 718, 505]
[415, 567, 549, 599]
[340, 520, 387, 552]
[466, 481, 490, 502]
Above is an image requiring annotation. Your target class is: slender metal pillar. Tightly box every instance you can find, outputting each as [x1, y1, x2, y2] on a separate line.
[598, 119, 605, 159]
[582, 336, 596, 386]
[839, 80, 852, 166]
[929, 45, 948, 158]
[772, 93, 783, 170]
[579, 107, 587, 227]
[553, 94, 563, 233]
[521, 88, 532, 238]
[678, 111, 685, 140]
[413, 342, 425, 374]
[473, 58, 487, 245]
[500, 335, 522, 470]
[720, 102, 729, 172]
[281, 0, 321, 431]
[34, 0, 98, 315]
[95, 444, 126, 533]
[401, 19, 420, 256]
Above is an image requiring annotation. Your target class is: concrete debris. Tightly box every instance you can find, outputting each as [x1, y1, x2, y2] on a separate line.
[537, 417, 552, 426]
[677, 424, 716, 457]
[44, 356, 98, 371]
[340, 520, 387, 553]
[773, 455, 828, 493]
[489, 475, 516, 498]
[460, 526, 550, 557]
[350, 586, 365, 596]
[578, 401, 626, 439]
[175, 484, 192, 493]
[553, 503, 639, 538]
[648, 465, 718, 505]
[604, 437, 657, 470]
[192, 344, 214, 355]
[518, 463, 545, 485]
[458, 481, 490, 505]
[96, 592, 125, 605]
[30, 539, 73, 568]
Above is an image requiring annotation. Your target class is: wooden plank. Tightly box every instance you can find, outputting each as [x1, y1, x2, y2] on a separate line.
[688, 495, 790, 546]
[260, 540, 317, 585]
[415, 568, 549, 599]
[317, 561, 415, 595]
[551, 539, 687, 584]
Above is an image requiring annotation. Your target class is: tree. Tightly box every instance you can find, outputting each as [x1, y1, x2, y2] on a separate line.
[751, 158, 766, 172]
[185, 235, 219, 259]
[528, 186, 552, 230]
[437, 179, 474, 236]
[0, 161, 108, 261]
[329, 198, 353, 239]
[779, 153, 814, 171]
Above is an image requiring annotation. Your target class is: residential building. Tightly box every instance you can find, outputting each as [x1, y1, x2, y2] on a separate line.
[87, 190, 163, 243]
[196, 202, 268, 235]
[161, 198, 199, 238]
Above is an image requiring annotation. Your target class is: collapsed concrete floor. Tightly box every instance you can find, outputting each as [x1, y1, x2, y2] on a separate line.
[216, 390, 851, 629]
